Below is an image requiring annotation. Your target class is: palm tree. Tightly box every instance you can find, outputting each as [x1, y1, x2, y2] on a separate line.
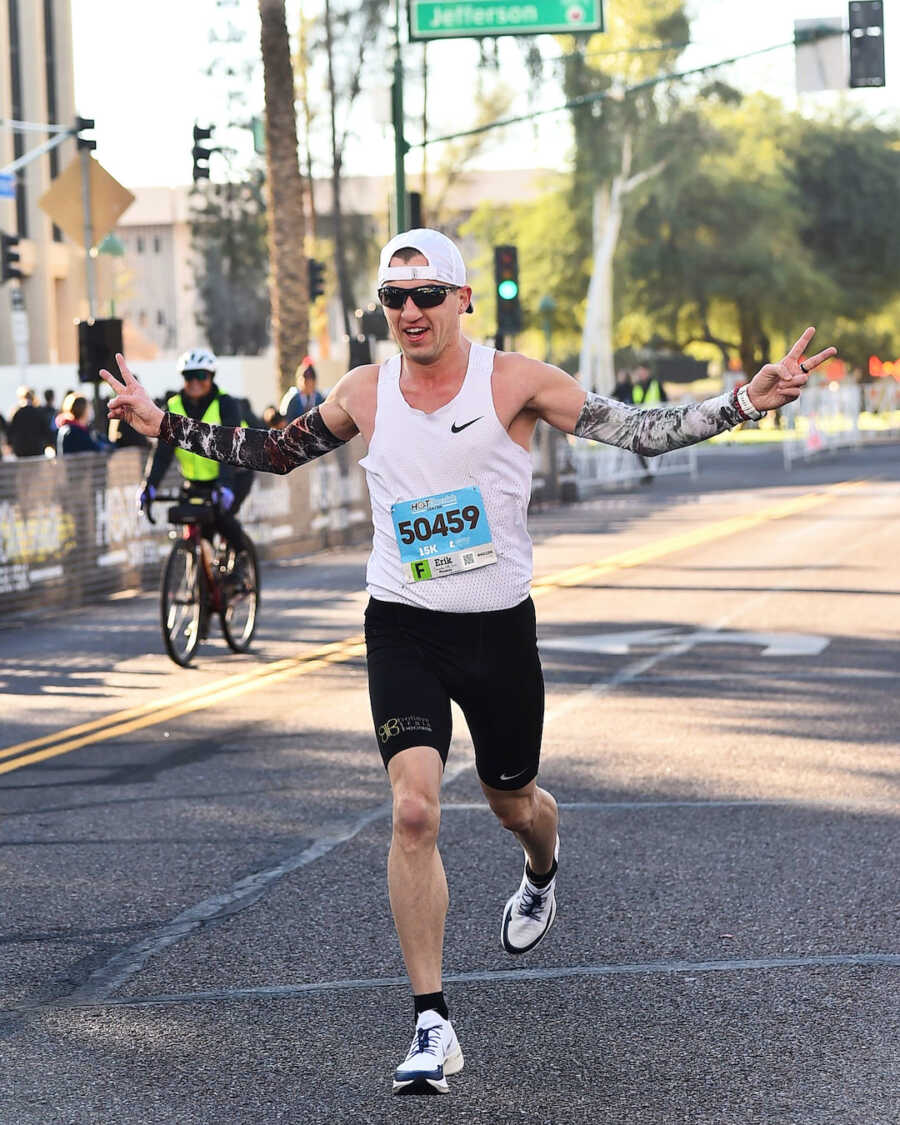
[258, 0, 308, 394]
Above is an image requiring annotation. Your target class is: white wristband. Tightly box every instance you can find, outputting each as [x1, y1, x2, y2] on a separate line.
[737, 383, 765, 421]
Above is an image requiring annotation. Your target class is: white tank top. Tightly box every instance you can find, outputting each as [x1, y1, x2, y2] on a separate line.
[360, 342, 534, 612]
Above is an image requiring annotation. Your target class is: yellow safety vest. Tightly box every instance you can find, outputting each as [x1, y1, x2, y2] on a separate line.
[632, 379, 662, 406]
[168, 393, 222, 481]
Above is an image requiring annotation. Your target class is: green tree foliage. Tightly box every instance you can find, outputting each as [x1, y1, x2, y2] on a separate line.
[559, 1, 691, 255]
[461, 180, 584, 364]
[317, 0, 390, 333]
[191, 173, 270, 356]
[618, 93, 839, 374]
[789, 112, 900, 321]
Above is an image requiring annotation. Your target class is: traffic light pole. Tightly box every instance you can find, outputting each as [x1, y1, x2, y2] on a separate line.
[392, 0, 409, 235]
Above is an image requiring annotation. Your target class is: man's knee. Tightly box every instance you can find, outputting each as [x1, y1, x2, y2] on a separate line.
[489, 792, 536, 835]
[392, 789, 440, 850]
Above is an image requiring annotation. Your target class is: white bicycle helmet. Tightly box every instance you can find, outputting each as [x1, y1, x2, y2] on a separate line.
[177, 348, 217, 375]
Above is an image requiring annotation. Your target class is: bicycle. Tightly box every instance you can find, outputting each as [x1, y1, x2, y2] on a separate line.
[146, 492, 261, 667]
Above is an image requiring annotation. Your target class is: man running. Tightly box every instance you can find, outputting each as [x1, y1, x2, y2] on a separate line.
[101, 228, 835, 1097]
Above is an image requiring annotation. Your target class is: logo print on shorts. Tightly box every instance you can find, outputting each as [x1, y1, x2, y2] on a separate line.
[378, 715, 434, 743]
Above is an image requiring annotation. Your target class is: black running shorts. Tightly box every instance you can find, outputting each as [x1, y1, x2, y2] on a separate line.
[364, 596, 545, 790]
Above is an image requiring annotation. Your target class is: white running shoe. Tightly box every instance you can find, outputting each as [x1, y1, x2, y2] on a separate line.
[392, 1012, 464, 1095]
[501, 836, 559, 955]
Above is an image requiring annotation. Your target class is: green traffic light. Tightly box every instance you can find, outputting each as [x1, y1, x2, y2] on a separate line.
[498, 279, 518, 300]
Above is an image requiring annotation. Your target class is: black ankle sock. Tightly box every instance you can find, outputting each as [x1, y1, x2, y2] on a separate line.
[525, 857, 558, 888]
[414, 991, 449, 1021]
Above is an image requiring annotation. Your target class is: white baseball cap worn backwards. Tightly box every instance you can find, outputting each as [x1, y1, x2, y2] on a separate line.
[378, 228, 467, 287]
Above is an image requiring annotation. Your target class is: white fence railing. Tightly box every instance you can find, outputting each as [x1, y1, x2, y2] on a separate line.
[569, 438, 698, 495]
[779, 381, 900, 467]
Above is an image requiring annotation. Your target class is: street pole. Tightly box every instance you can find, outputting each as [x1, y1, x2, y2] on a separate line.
[79, 145, 96, 319]
[539, 295, 556, 363]
[392, 0, 408, 234]
[79, 144, 102, 419]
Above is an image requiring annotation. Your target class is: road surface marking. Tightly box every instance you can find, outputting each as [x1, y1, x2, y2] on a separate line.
[0, 480, 864, 776]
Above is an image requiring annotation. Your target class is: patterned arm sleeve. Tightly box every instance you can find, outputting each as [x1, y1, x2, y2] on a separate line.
[574, 389, 746, 457]
[158, 405, 347, 475]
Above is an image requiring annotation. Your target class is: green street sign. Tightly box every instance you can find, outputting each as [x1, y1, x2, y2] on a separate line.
[409, 0, 603, 40]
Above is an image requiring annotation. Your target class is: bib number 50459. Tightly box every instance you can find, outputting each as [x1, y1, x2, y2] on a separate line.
[397, 504, 480, 545]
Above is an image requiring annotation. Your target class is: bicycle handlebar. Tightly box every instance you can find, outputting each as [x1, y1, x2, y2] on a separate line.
[143, 492, 176, 525]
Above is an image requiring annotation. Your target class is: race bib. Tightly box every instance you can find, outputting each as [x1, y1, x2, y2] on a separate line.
[391, 486, 497, 582]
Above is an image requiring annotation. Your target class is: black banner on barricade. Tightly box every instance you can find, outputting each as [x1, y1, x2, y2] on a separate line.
[0, 438, 373, 619]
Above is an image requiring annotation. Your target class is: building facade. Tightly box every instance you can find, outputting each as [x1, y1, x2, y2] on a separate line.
[0, 0, 85, 367]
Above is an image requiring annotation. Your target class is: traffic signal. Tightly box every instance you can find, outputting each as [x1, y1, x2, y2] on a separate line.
[1, 232, 22, 284]
[74, 115, 96, 151]
[494, 245, 522, 336]
[408, 191, 423, 228]
[77, 317, 123, 382]
[192, 124, 215, 182]
[849, 1, 885, 88]
[355, 303, 389, 342]
[307, 258, 326, 301]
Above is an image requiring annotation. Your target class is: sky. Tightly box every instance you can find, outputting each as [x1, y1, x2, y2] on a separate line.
[68, 0, 899, 190]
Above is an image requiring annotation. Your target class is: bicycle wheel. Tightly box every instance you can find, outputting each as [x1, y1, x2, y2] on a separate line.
[161, 540, 207, 667]
[220, 537, 260, 653]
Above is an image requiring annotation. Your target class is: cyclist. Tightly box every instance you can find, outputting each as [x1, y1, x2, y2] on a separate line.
[138, 349, 251, 552]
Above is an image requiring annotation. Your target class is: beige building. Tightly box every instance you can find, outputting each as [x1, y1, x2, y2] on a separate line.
[109, 168, 560, 361]
[0, 0, 86, 366]
[113, 187, 197, 361]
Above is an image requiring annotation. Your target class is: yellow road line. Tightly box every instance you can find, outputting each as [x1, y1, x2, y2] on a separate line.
[0, 639, 365, 776]
[0, 637, 362, 763]
[0, 480, 864, 776]
[531, 479, 864, 596]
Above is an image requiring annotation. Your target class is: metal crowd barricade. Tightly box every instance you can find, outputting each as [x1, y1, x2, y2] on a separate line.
[569, 438, 698, 497]
[781, 384, 863, 468]
[0, 437, 373, 619]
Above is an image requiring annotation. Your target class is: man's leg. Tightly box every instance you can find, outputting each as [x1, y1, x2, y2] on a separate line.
[480, 778, 558, 877]
[387, 745, 446, 994]
[482, 778, 560, 955]
[387, 745, 464, 1096]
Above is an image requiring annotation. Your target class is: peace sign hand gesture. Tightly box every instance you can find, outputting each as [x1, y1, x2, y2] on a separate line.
[746, 327, 837, 414]
[100, 354, 165, 437]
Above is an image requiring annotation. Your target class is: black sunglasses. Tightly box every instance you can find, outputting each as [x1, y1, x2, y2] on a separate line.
[377, 284, 456, 310]
[182, 370, 213, 382]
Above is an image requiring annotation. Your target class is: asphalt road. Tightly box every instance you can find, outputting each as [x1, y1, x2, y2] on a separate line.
[1, 443, 898, 1125]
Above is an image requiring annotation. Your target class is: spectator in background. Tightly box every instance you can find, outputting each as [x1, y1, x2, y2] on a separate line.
[56, 394, 109, 454]
[612, 369, 633, 403]
[279, 356, 319, 419]
[7, 386, 54, 458]
[262, 405, 287, 430]
[284, 362, 324, 424]
[630, 364, 667, 484]
[236, 396, 264, 429]
[631, 363, 668, 407]
[41, 388, 59, 433]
